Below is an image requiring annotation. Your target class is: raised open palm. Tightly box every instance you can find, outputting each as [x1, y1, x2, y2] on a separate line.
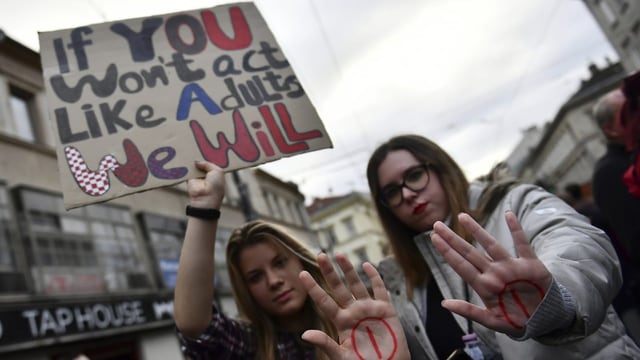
[299, 253, 410, 360]
[430, 211, 553, 337]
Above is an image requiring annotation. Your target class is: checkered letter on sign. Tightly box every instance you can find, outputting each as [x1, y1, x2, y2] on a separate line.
[64, 146, 121, 196]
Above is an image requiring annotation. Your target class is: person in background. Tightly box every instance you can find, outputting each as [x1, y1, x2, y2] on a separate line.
[174, 160, 409, 360]
[618, 70, 640, 199]
[559, 182, 611, 235]
[366, 134, 640, 359]
[592, 87, 640, 345]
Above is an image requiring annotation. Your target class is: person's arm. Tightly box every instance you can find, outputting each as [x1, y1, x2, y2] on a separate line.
[300, 253, 411, 360]
[174, 161, 226, 338]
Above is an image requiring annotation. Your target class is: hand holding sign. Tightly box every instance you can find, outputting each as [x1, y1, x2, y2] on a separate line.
[186, 161, 225, 209]
[430, 211, 553, 337]
[299, 253, 410, 360]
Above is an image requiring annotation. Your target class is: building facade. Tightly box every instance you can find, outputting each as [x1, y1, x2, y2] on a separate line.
[503, 125, 543, 176]
[0, 32, 317, 359]
[583, 0, 640, 73]
[307, 192, 390, 277]
[515, 61, 627, 192]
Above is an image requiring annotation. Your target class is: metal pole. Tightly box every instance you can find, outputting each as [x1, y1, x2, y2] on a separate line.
[232, 171, 257, 221]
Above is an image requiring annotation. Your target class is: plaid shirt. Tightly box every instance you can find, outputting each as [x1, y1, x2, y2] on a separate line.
[177, 303, 316, 359]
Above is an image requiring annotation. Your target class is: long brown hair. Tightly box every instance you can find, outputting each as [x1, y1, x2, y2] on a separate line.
[367, 135, 519, 293]
[226, 220, 337, 360]
[366, 135, 471, 291]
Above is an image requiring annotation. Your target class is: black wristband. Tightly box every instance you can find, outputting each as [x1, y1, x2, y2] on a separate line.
[186, 205, 220, 220]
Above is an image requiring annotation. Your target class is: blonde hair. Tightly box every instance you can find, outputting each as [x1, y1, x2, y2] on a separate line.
[226, 220, 337, 360]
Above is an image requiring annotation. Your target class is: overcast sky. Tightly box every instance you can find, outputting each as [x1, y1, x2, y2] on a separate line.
[0, 0, 617, 203]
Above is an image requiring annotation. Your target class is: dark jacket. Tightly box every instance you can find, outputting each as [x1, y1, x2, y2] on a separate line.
[592, 142, 640, 265]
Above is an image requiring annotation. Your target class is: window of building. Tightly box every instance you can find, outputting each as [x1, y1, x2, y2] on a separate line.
[285, 200, 296, 224]
[294, 203, 308, 227]
[632, 20, 640, 34]
[15, 187, 150, 294]
[598, 0, 617, 24]
[0, 182, 27, 293]
[262, 189, 274, 215]
[213, 225, 233, 291]
[621, 36, 630, 49]
[322, 226, 338, 250]
[8, 87, 36, 142]
[342, 216, 357, 236]
[139, 213, 186, 289]
[613, 0, 628, 13]
[380, 242, 391, 257]
[630, 48, 640, 70]
[273, 194, 284, 220]
[354, 247, 369, 264]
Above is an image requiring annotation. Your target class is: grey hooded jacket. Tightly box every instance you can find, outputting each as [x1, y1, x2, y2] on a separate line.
[378, 183, 640, 359]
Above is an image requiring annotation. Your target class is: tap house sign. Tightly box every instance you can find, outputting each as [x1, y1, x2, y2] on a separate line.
[0, 295, 175, 349]
[39, 1, 333, 209]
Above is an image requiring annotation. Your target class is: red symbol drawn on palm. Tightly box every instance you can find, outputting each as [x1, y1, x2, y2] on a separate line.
[498, 279, 545, 329]
[351, 317, 397, 360]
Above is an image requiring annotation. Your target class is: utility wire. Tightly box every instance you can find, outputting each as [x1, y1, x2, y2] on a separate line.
[276, 37, 612, 185]
[496, 2, 561, 135]
[86, 0, 109, 22]
[305, 0, 373, 194]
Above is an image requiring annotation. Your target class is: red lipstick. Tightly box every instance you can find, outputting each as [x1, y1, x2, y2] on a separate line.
[413, 203, 427, 215]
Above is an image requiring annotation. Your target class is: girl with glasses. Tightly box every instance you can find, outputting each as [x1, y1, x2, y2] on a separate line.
[367, 134, 640, 359]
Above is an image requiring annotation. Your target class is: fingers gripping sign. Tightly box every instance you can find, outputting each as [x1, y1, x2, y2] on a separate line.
[299, 253, 410, 360]
[187, 161, 225, 208]
[430, 211, 552, 337]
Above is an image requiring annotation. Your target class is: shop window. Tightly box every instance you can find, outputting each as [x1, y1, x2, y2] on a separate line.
[139, 211, 234, 291]
[139, 212, 186, 289]
[214, 226, 233, 291]
[14, 187, 149, 294]
[0, 184, 16, 270]
[0, 182, 27, 292]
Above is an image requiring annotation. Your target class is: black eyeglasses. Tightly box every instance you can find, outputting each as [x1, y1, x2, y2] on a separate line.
[379, 164, 431, 208]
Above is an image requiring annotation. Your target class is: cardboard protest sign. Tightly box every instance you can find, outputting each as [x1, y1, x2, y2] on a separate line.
[38, 2, 333, 210]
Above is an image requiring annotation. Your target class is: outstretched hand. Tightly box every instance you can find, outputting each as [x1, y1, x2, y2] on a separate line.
[430, 211, 552, 337]
[299, 253, 410, 360]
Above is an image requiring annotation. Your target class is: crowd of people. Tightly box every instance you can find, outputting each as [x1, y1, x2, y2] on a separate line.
[173, 70, 640, 359]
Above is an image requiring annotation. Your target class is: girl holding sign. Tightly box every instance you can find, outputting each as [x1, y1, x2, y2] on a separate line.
[174, 161, 409, 360]
[366, 134, 640, 359]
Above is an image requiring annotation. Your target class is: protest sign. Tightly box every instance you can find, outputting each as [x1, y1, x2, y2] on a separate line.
[38, 2, 333, 209]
